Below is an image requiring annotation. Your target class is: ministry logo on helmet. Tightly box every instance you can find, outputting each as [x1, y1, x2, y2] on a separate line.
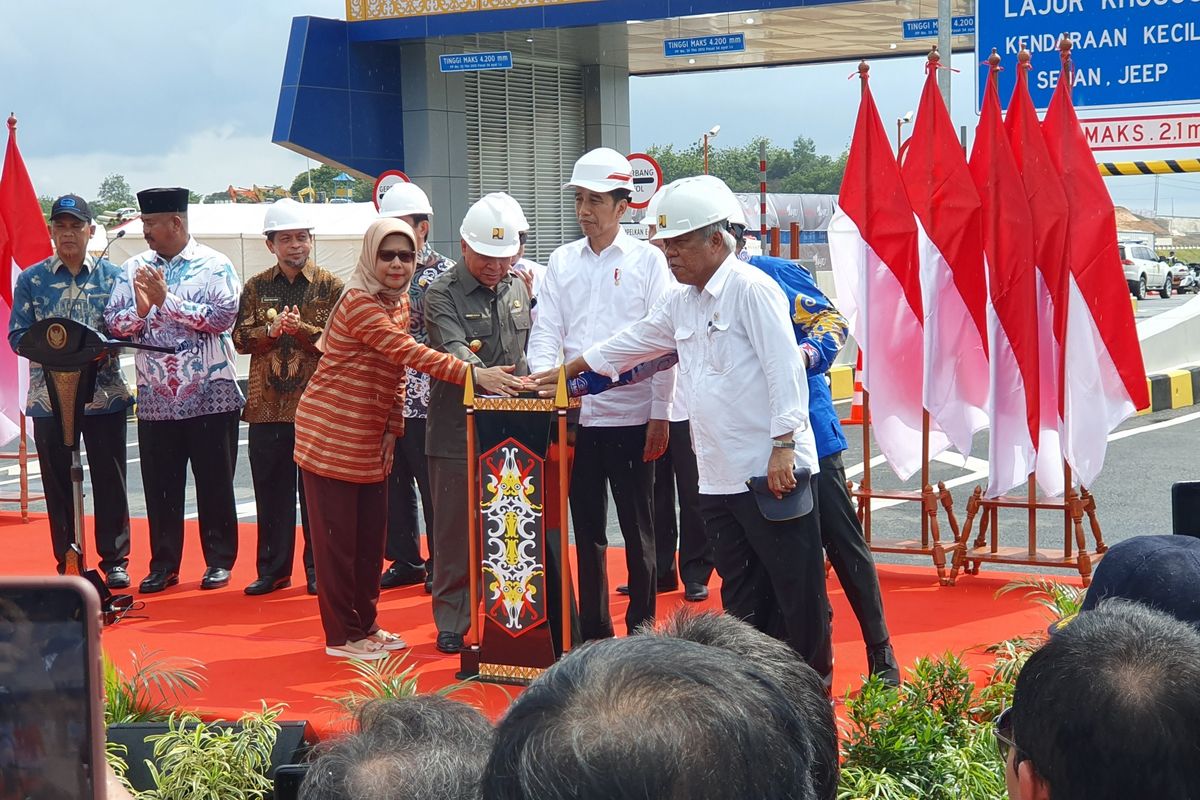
[657, 215, 667, 228]
[492, 227, 506, 240]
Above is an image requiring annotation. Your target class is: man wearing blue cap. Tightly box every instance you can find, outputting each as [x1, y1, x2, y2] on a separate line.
[9, 194, 133, 587]
[105, 187, 243, 594]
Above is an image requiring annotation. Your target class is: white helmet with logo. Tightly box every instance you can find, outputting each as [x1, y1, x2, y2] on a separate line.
[460, 195, 521, 258]
[644, 187, 667, 227]
[564, 148, 635, 193]
[652, 176, 739, 241]
[262, 198, 313, 235]
[379, 181, 434, 218]
[483, 191, 530, 232]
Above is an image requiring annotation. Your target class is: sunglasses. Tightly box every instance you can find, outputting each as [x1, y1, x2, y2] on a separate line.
[994, 707, 1027, 766]
[377, 249, 416, 264]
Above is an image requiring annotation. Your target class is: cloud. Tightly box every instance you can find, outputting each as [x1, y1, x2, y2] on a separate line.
[24, 126, 313, 200]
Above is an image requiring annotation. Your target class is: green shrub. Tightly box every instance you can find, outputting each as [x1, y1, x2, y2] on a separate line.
[104, 649, 206, 725]
[139, 703, 283, 800]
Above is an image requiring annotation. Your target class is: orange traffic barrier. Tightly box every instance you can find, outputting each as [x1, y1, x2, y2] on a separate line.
[841, 352, 864, 426]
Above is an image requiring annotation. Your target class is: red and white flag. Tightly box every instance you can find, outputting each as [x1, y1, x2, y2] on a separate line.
[1005, 59, 1071, 497]
[0, 115, 52, 445]
[1042, 61, 1149, 488]
[900, 61, 989, 460]
[830, 69, 948, 480]
[969, 63, 1039, 497]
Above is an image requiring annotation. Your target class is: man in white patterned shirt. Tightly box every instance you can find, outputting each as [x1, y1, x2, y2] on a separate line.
[527, 148, 674, 640]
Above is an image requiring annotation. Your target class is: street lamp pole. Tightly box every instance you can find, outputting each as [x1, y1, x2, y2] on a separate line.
[703, 125, 721, 175]
[896, 111, 914, 153]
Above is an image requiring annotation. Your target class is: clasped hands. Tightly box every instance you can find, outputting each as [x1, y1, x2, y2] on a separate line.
[267, 305, 303, 338]
[133, 264, 168, 317]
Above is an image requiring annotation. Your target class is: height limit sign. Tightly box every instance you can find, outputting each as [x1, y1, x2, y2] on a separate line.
[626, 153, 663, 210]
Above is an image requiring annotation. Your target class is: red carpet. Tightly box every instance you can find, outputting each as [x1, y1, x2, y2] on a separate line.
[0, 511, 1068, 737]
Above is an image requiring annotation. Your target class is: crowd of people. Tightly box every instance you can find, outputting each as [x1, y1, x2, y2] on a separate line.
[16, 153, 1200, 800]
[14, 148, 909, 680]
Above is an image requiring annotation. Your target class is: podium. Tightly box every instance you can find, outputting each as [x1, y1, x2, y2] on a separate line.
[15, 318, 172, 622]
[458, 369, 579, 685]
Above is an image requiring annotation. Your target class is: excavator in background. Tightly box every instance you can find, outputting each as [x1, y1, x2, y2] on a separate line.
[227, 185, 293, 203]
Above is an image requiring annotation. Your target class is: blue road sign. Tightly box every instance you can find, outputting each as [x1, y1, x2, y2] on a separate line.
[663, 33, 746, 58]
[902, 16, 975, 40]
[976, 3, 1200, 112]
[438, 51, 513, 73]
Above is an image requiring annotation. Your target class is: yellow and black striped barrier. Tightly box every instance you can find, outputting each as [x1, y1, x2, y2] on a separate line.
[1098, 159, 1200, 177]
[1140, 366, 1200, 416]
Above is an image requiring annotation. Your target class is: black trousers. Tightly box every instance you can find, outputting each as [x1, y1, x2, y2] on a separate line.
[652, 420, 713, 586]
[385, 417, 432, 572]
[817, 451, 890, 647]
[569, 424, 656, 640]
[33, 412, 130, 574]
[700, 483, 833, 682]
[247, 422, 313, 581]
[138, 410, 240, 574]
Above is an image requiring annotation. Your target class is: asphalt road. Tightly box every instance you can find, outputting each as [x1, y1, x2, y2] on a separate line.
[1133, 289, 1195, 322]
[5, 397, 1196, 580]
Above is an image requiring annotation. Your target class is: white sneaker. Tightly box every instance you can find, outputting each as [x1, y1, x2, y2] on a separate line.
[325, 638, 387, 660]
[368, 629, 409, 651]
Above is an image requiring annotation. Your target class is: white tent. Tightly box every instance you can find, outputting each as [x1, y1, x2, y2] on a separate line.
[106, 202, 379, 284]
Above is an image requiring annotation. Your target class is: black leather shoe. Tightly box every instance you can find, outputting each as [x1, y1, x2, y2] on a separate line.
[199, 567, 231, 590]
[139, 570, 179, 594]
[423, 578, 433, 594]
[615, 584, 630, 596]
[436, 631, 464, 654]
[657, 574, 680, 592]
[683, 582, 709, 602]
[867, 641, 901, 687]
[105, 567, 131, 590]
[380, 562, 426, 589]
[306, 572, 318, 596]
[244, 576, 291, 596]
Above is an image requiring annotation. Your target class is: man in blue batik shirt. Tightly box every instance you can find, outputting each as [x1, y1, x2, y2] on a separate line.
[104, 187, 244, 595]
[9, 195, 134, 588]
[736, 224, 900, 685]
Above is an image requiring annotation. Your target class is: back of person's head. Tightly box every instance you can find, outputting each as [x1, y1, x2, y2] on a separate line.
[1012, 599, 1200, 799]
[300, 695, 494, 800]
[482, 635, 816, 800]
[647, 609, 838, 800]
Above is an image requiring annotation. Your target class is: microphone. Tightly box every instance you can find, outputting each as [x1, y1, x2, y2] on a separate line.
[94, 228, 126, 266]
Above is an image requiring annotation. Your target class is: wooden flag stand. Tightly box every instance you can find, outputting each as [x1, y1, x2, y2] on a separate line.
[949, 467, 1105, 586]
[459, 368, 580, 685]
[847, 389, 961, 586]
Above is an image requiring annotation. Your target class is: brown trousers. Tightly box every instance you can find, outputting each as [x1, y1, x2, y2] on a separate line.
[301, 470, 388, 646]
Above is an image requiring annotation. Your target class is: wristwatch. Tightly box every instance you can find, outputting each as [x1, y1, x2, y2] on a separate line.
[772, 440, 796, 449]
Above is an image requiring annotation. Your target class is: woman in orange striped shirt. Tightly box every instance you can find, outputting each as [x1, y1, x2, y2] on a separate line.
[295, 218, 525, 660]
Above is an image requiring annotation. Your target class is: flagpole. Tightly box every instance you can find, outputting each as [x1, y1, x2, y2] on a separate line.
[856, 60, 874, 540]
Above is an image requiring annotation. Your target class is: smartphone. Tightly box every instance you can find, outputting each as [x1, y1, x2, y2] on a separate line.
[0, 577, 105, 800]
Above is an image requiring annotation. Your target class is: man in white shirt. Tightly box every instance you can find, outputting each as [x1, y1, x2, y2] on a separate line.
[527, 148, 674, 640]
[532, 177, 833, 683]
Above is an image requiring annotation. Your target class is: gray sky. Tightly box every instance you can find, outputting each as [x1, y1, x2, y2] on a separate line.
[3, 2, 1197, 217]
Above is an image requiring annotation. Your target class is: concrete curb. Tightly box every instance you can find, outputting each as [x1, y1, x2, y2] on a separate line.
[1144, 364, 1200, 415]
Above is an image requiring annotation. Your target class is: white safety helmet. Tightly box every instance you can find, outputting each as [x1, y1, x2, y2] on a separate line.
[379, 181, 434, 218]
[483, 191, 530, 232]
[672, 175, 749, 228]
[564, 148, 635, 193]
[643, 187, 667, 226]
[460, 195, 521, 259]
[262, 198, 313, 235]
[652, 176, 739, 241]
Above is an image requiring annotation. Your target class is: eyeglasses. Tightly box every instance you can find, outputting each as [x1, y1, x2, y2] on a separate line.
[994, 708, 1026, 766]
[377, 249, 416, 264]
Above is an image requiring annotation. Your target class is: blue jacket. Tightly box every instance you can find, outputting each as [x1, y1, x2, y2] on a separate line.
[747, 255, 848, 459]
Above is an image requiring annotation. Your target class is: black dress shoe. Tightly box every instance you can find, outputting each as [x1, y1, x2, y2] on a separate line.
[244, 576, 291, 596]
[306, 573, 318, 596]
[436, 631, 464, 654]
[199, 567, 231, 590]
[657, 574, 680, 593]
[380, 562, 426, 589]
[423, 578, 433, 594]
[867, 641, 902, 687]
[683, 582, 709, 602]
[615, 584, 630, 596]
[139, 570, 179, 594]
[105, 567, 131, 590]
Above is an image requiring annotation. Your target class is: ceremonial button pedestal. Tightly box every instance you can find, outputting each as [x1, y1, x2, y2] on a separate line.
[459, 369, 579, 684]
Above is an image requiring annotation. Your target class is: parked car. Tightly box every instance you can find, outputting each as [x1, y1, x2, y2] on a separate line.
[1120, 243, 1172, 299]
